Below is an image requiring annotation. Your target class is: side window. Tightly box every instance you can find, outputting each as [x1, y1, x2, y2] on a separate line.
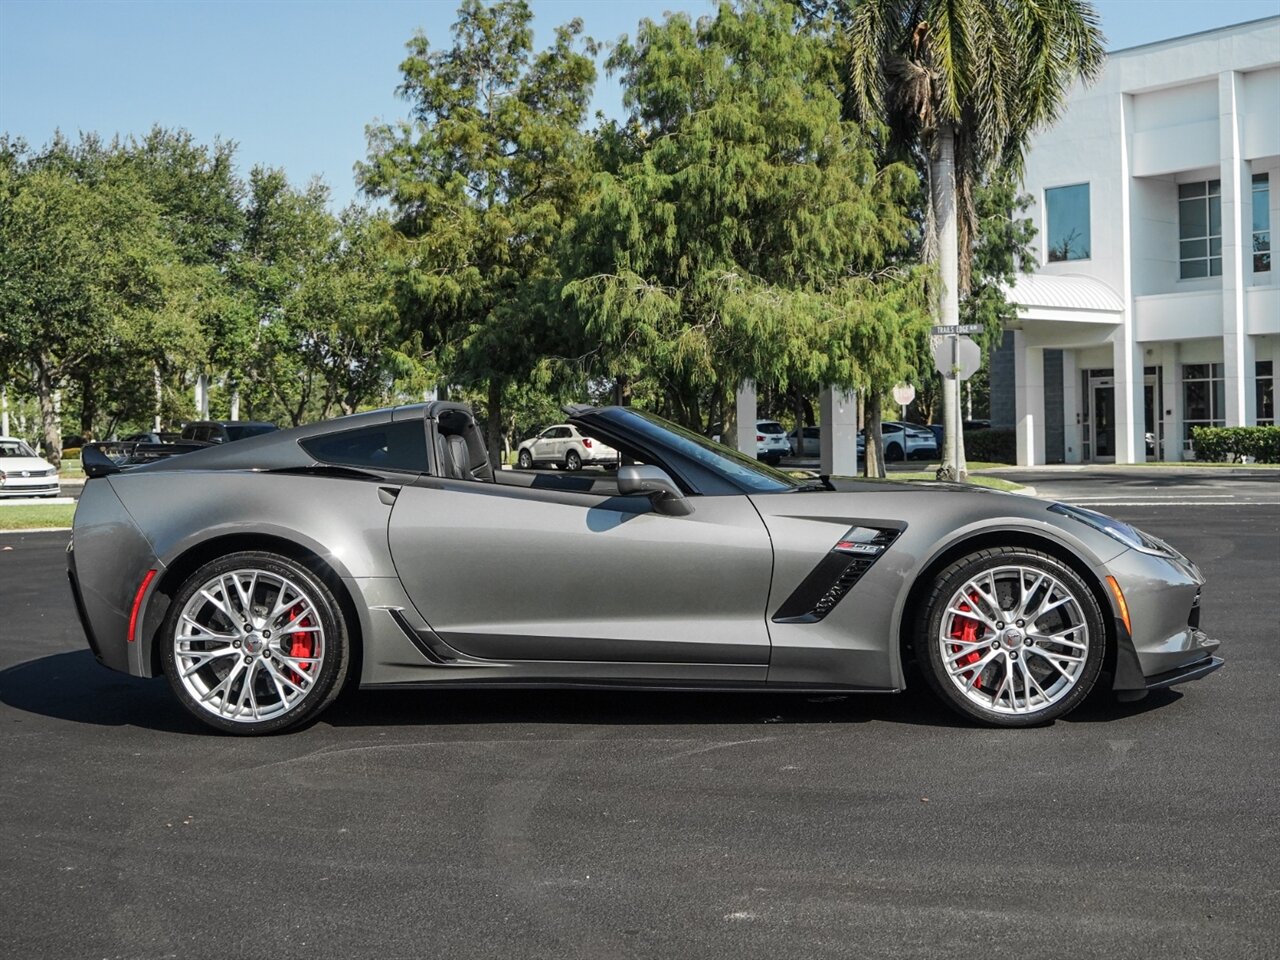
[301, 421, 428, 473]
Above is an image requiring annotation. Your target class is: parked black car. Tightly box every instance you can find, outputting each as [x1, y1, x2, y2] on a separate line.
[180, 421, 278, 444]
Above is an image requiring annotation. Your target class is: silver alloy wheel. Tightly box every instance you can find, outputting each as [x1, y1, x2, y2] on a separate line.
[937, 564, 1090, 716]
[173, 568, 326, 724]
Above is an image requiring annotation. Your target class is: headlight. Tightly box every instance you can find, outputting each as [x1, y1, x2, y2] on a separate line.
[1048, 503, 1180, 558]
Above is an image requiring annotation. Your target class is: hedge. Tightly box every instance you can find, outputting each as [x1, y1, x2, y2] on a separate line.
[1190, 426, 1280, 463]
[963, 428, 1016, 464]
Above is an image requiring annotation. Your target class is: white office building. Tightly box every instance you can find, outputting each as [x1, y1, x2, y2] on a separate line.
[997, 16, 1279, 463]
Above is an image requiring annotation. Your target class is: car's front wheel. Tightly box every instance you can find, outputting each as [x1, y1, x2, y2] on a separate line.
[159, 551, 350, 735]
[517, 448, 533, 470]
[915, 548, 1105, 726]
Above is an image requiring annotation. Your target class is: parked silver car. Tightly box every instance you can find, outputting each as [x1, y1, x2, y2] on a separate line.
[70, 402, 1221, 734]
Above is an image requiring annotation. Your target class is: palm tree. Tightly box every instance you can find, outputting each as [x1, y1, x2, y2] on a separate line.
[840, 0, 1105, 479]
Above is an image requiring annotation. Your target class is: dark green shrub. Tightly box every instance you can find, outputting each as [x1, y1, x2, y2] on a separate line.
[964, 428, 1016, 464]
[1190, 426, 1280, 463]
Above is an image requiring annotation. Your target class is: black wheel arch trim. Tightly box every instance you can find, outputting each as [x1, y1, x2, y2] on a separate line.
[896, 526, 1131, 692]
[141, 531, 364, 681]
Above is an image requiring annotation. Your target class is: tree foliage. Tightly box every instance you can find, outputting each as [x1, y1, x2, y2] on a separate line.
[561, 0, 930, 448]
[359, 0, 598, 461]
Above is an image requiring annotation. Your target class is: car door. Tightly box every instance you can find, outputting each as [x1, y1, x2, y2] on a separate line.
[387, 481, 774, 667]
[532, 428, 557, 462]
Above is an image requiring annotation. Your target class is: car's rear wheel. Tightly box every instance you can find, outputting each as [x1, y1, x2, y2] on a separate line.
[915, 548, 1105, 726]
[565, 449, 582, 471]
[517, 449, 533, 470]
[885, 442, 904, 462]
[159, 551, 349, 735]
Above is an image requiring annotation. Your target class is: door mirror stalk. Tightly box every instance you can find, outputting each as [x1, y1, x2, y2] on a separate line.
[617, 465, 693, 516]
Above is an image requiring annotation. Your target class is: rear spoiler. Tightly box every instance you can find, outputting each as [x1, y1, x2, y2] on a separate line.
[81, 440, 209, 478]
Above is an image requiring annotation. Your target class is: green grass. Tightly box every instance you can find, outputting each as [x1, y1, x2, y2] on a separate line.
[0, 503, 76, 531]
[60, 458, 83, 478]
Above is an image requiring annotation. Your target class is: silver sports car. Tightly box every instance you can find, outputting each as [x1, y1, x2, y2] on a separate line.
[69, 402, 1222, 734]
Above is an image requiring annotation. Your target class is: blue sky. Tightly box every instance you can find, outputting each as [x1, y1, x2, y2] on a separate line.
[3, 0, 1278, 209]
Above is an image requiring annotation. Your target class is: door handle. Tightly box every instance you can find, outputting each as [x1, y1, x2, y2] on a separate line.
[378, 486, 401, 506]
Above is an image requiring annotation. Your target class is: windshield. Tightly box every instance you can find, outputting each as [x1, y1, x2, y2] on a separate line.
[614, 410, 800, 493]
[0, 440, 38, 458]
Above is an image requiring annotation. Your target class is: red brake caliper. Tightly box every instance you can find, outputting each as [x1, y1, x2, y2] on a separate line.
[285, 604, 315, 686]
[949, 592, 985, 689]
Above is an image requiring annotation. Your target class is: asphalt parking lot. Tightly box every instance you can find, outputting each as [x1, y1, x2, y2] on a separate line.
[1, 487, 1277, 958]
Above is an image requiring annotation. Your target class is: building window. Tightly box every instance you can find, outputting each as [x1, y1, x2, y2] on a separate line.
[1259, 360, 1274, 425]
[1178, 180, 1222, 279]
[1183, 363, 1225, 441]
[1045, 183, 1090, 262]
[1254, 173, 1271, 274]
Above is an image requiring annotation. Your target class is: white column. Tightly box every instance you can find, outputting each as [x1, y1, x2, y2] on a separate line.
[819, 387, 858, 475]
[734, 380, 757, 455]
[1, 385, 9, 438]
[1013, 332, 1045, 466]
[230, 388, 241, 422]
[194, 374, 210, 419]
[1112, 332, 1142, 464]
[1116, 90, 1140, 464]
[1161, 343, 1183, 461]
[1061, 350, 1082, 464]
[1220, 70, 1250, 426]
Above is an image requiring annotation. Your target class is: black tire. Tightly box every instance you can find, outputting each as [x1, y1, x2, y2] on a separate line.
[517, 449, 533, 470]
[914, 547, 1105, 727]
[885, 442, 904, 462]
[159, 551, 350, 735]
[565, 449, 582, 471]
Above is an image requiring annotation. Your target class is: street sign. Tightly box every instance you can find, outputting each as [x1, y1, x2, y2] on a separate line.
[931, 324, 984, 335]
[931, 334, 982, 381]
[891, 383, 916, 406]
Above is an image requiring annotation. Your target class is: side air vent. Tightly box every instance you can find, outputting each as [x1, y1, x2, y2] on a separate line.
[772, 525, 902, 624]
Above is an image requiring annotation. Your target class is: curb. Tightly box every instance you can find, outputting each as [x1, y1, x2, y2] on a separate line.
[0, 527, 72, 535]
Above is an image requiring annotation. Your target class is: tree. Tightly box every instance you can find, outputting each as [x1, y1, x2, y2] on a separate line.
[561, 0, 929, 474]
[359, 0, 598, 465]
[0, 135, 201, 463]
[838, 0, 1104, 478]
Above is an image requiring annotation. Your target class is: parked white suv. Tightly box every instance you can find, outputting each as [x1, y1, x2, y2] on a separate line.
[516, 424, 619, 471]
[0, 437, 61, 498]
[755, 420, 791, 465]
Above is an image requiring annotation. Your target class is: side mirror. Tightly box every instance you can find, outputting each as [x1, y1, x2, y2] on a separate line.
[617, 464, 692, 516]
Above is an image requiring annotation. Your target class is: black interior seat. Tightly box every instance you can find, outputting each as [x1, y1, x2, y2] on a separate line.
[435, 410, 494, 482]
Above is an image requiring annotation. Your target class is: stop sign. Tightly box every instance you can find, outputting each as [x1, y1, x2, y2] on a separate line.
[931, 335, 982, 381]
[892, 383, 916, 406]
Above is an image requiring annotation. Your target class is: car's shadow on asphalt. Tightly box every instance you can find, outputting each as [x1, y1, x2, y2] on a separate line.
[0, 649, 1183, 735]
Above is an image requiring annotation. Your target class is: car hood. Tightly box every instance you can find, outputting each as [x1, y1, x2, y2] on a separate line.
[0, 457, 54, 472]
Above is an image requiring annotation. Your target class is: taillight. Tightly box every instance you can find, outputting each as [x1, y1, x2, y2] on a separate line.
[582, 438, 593, 448]
[128, 569, 158, 643]
[756, 435, 764, 441]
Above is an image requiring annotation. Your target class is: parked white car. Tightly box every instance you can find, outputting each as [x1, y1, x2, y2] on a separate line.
[857, 421, 939, 462]
[0, 437, 61, 497]
[754, 420, 791, 465]
[516, 424, 619, 471]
